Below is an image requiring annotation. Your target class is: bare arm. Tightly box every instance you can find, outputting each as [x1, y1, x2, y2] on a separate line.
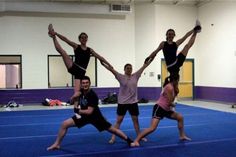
[90, 49, 111, 66]
[136, 55, 155, 75]
[176, 29, 194, 46]
[147, 41, 164, 59]
[100, 59, 118, 76]
[165, 85, 175, 103]
[78, 106, 94, 115]
[55, 32, 78, 49]
[90, 49, 118, 76]
[73, 99, 80, 109]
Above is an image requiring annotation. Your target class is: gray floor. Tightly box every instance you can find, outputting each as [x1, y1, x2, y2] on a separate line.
[1, 100, 235, 113]
[180, 100, 236, 113]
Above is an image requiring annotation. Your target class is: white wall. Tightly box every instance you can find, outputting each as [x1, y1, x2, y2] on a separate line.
[135, 3, 158, 87]
[197, 1, 236, 88]
[135, 4, 197, 87]
[0, 3, 135, 88]
[1, 1, 236, 89]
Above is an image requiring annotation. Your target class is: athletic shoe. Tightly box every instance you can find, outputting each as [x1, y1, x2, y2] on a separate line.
[48, 23, 55, 37]
[194, 19, 201, 33]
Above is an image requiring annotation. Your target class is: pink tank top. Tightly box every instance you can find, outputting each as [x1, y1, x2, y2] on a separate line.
[156, 83, 175, 111]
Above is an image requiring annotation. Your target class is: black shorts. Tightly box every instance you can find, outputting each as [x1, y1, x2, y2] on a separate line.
[152, 104, 174, 120]
[117, 103, 139, 116]
[68, 62, 86, 79]
[167, 53, 186, 75]
[72, 114, 111, 132]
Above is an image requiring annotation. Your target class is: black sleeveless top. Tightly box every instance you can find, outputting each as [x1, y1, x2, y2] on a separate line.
[74, 45, 91, 70]
[163, 41, 178, 66]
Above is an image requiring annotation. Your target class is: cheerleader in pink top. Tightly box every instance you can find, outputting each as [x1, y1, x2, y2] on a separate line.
[131, 74, 191, 147]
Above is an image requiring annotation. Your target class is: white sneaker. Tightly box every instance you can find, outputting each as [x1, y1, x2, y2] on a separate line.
[48, 24, 55, 37]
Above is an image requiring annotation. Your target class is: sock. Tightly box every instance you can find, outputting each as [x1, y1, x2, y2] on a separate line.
[126, 137, 133, 146]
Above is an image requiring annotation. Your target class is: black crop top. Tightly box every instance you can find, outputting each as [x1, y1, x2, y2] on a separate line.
[162, 41, 178, 66]
[74, 45, 91, 70]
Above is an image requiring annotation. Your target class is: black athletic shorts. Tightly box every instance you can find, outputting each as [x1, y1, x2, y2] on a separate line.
[117, 103, 139, 116]
[152, 104, 174, 120]
[68, 62, 86, 79]
[167, 53, 186, 75]
[72, 114, 111, 132]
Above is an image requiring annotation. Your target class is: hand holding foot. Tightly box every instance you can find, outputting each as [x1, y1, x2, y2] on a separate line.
[70, 91, 81, 104]
[48, 24, 56, 37]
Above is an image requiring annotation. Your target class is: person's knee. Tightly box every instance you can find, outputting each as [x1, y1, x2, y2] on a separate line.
[61, 123, 67, 129]
[107, 126, 116, 133]
[149, 126, 157, 132]
[116, 116, 124, 124]
[61, 120, 70, 129]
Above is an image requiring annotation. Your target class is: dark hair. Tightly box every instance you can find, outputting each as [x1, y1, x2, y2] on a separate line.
[163, 73, 179, 87]
[166, 29, 175, 35]
[124, 63, 132, 70]
[81, 75, 90, 83]
[166, 29, 175, 40]
[78, 32, 88, 40]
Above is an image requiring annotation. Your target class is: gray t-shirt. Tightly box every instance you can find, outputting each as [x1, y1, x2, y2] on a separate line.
[115, 71, 142, 104]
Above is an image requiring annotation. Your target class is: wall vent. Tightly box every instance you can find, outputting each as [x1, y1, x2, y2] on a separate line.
[110, 4, 131, 13]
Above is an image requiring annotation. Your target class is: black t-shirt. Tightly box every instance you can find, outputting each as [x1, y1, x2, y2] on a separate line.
[163, 41, 178, 66]
[74, 45, 91, 70]
[78, 89, 102, 118]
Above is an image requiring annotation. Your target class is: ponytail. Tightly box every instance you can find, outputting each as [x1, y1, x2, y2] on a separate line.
[163, 76, 170, 87]
[163, 73, 180, 87]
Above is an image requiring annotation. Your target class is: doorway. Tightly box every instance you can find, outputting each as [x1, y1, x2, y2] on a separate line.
[161, 59, 194, 99]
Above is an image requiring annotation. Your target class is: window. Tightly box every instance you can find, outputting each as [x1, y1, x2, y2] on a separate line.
[0, 55, 22, 89]
[48, 55, 97, 88]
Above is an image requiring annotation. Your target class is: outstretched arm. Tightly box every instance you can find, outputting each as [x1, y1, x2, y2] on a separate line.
[146, 41, 164, 60]
[55, 32, 78, 49]
[100, 59, 118, 76]
[176, 29, 194, 46]
[136, 54, 155, 75]
[142, 41, 164, 68]
[90, 49, 114, 70]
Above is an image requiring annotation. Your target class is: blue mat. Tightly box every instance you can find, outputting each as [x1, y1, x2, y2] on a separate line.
[0, 104, 236, 157]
